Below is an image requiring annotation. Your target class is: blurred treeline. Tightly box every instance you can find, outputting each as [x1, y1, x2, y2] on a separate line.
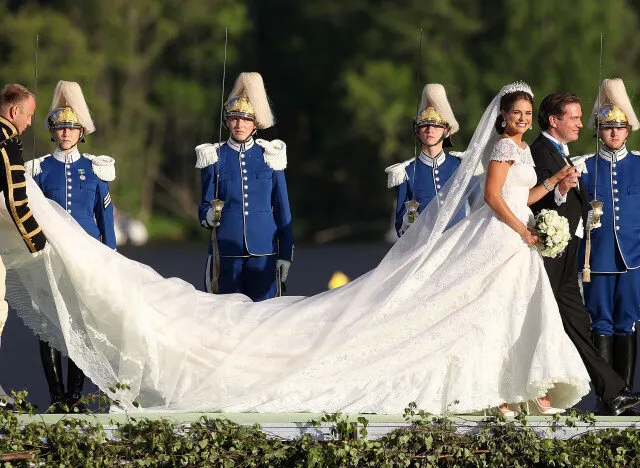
[1, 0, 639, 242]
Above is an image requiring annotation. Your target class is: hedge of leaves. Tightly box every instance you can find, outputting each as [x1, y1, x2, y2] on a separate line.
[0, 395, 638, 467]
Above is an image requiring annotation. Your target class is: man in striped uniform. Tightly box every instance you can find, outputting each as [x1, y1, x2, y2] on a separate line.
[0, 83, 48, 409]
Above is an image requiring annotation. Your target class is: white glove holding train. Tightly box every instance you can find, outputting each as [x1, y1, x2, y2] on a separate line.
[276, 259, 292, 282]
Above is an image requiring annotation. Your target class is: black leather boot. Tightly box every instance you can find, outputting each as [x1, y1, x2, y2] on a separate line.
[613, 331, 638, 416]
[592, 333, 614, 365]
[39, 340, 66, 413]
[66, 358, 87, 413]
[591, 333, 614, 414]
[613, 331, 637, 390]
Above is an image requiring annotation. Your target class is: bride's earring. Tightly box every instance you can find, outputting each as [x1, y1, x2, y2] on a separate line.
[501, 121, 506, 128]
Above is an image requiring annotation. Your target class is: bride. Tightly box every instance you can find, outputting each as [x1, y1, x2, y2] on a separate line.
[1, 82, 590, 414]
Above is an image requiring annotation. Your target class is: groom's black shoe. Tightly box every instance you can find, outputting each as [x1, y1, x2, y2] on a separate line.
[603, 391, 640, 416]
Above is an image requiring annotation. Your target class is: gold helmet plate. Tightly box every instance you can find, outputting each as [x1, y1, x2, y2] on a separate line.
[224, 90, 256, 121]
[415, 106, 448, 128]
[597, 104, 629, 128]
[48, 106, 83, 130]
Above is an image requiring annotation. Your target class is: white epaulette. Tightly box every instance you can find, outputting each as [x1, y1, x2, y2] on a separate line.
[570, 153, 595, 174]
[24, 154, 51, 176]
[195, 142, 223, 168]
[83, 153, 116, 181]
[256, 139, 287, 170]
[448, 151, 466, 159]
[631, 150, 640, 157]
[384, 158, 413, 188]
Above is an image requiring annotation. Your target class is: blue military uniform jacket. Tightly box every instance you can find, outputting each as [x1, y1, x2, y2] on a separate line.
[26, 148, 117, 249]
[197, 137, 294, 260]
[576, 146, 640, 272]
[386, 151, 464, 236]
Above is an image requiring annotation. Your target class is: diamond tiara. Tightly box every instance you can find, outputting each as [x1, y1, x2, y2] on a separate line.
[499, 81, 533, 98]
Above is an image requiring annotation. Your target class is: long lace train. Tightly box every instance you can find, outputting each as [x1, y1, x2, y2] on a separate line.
[0, 176, 590, 413]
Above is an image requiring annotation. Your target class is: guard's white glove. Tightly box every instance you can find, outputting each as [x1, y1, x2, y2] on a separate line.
[205, 208, 219, 228]
[586, 210, 601, 230]
[276, 259, 292, 282]
[399, 213, 412, 236]
[30, 242, 51, 258]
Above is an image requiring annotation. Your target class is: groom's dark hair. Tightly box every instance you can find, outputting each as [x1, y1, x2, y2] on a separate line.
[538, 93, 581, 130]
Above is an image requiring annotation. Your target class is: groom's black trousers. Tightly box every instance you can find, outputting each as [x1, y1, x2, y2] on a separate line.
[543, 236, 626, 401]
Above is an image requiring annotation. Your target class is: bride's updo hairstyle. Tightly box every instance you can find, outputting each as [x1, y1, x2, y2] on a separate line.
[494, 89, 534, 135]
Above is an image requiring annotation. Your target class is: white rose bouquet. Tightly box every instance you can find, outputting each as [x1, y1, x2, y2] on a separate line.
[533, 209, 571, 258]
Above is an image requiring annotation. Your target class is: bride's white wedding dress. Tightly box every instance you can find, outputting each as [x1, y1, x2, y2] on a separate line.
[0, 135, 590, 414]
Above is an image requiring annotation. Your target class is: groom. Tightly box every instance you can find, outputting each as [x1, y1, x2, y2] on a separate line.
[0, 83, 48, 409]
[530, 92, 640, 415]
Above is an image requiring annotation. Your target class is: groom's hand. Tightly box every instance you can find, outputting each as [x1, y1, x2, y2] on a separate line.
[557, 166, 580, 196]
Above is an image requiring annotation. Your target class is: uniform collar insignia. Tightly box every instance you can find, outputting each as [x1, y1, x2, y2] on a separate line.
[418, 150, 446, 167]
[53, 147, 81, 163]
[599, 144, 628, 162]
[0, 116, 18, 140]
[227, 136, 255, 152]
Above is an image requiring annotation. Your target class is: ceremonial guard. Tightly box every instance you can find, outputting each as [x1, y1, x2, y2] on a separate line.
[575, 78, 640, 398]
[385, 84, 463, 236]
[0, 84, 47, 409]
[26, 80, 116, 412]
[196, 72, 294, 301]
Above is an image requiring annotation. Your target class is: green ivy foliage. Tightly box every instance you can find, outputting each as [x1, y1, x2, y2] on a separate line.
[0, 394, 638, 467]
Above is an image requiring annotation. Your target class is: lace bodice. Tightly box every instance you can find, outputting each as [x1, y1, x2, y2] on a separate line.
[490, 138, 536, 217]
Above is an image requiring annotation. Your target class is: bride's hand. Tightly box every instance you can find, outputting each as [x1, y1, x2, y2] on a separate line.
[553, 166, 579, 195]
[552, 164, 575, 181]
[520, 228, 539, 246]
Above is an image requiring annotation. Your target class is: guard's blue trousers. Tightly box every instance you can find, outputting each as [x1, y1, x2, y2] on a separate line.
[584, 269, 640, 336]
[205, 254, 277, 302]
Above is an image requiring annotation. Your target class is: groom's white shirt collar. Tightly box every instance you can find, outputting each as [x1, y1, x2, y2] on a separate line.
[418, 150, 446, 167]
[542, 131, 570, 156]
[53, 147, 81, 163]
[599, 144, 628, 162]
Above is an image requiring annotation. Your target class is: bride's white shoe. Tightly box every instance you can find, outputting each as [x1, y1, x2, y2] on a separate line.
[496, 403, 516, 417]
[526, 398, 565, 415]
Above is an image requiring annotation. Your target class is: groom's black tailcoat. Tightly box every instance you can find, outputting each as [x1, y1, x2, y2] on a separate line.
[530, 133, 625, 401]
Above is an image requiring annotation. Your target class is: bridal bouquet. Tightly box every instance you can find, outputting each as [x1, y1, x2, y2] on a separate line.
[534, 209, 571, 258]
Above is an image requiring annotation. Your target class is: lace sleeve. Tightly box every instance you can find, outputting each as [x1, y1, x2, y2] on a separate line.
[489, 138, 517, 163]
